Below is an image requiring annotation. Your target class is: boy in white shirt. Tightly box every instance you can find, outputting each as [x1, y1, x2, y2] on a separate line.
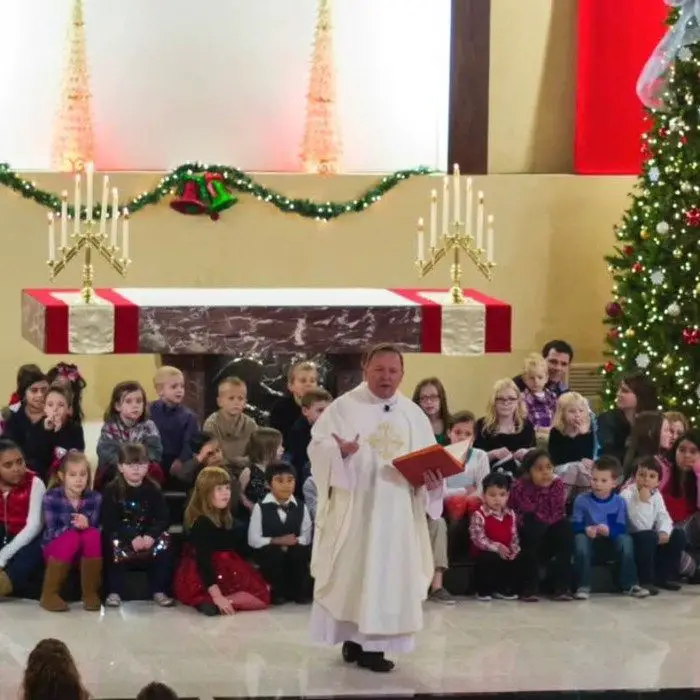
[622, 456, 685, 595]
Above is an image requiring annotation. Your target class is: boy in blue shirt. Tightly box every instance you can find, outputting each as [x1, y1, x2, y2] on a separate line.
[572, 455, 649, 599]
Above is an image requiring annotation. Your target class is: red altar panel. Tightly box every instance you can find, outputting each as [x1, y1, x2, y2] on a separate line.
[574, 0, 668, 175]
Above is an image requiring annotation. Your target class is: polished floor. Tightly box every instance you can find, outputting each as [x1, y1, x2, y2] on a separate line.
[2, 591, 700, 700]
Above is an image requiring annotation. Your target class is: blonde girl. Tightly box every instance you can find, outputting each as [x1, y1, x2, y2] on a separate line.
[174, 466, 269, 615]
[473, 379, 536, 475]
[239, 428, 284, 512]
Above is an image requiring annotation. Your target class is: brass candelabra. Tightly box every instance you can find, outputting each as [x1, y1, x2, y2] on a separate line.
[415, 220, 495, 305]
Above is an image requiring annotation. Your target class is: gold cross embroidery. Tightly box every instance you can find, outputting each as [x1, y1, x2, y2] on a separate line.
[367, 422, 405, 461]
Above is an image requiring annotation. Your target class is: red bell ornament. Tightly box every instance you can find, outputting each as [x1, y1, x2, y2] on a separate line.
[685, 207, 700, 227]
[170, 176, 209, 215]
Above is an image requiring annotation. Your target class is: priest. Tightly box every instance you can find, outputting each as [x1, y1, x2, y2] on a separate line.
[308, 342, 443, 673]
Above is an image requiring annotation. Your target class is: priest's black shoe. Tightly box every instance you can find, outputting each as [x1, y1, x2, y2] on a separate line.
[341, 641, 362, 663]
[357, 651, 395, 673]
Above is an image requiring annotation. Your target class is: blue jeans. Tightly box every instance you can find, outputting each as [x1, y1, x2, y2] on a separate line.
[574, 532, 638, 590]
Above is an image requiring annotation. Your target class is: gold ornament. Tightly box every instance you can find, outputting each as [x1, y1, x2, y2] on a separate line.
[673, 247, 683, 258]
[640, 229, 651, 240]
[625, 328, 636, 338]
[662, 354, 673, 366]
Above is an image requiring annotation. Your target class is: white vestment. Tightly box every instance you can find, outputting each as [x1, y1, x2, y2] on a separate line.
[308, 383, 443, 653]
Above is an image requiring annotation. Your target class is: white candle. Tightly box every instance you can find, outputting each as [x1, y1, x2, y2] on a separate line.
[417, 217, 425, 262]
[48, 213, 55, 261]
[487, 215, 495, 263]
[476, 191, 485, 250]
[453, 163, 461, 223]
[110, 187, 119, 248]
[429, 189, 438, 248]
[466, 178, 473, 237]
[74, 174, 81, 234]
[99, 175, 109, 235]
[122, 208, 130, 260]
[86, 162, 94, 222]
[60, 191, 68, 248]
[442, 176, 449, 236]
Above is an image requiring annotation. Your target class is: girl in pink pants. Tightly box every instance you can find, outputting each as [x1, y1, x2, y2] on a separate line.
[41, 451, 102, 612]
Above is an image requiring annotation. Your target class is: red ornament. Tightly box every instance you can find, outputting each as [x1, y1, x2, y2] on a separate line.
[606, 301, 623, 318]
[685, 207, 700, 227]
[682, 327, 700, 345]
[660, 127, 669, 138]
[681, 135, 688, 145]
[603, 362, 616, 373]
[631, 262, 643, 273]
[607, 328, 620, 341]
[623, 245, 634, 256]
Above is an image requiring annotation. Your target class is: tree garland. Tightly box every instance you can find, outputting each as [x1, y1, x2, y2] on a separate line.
[0, 162, 432, 222]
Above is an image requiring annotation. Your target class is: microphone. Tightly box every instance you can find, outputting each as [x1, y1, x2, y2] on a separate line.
[384, 404, 392, 412]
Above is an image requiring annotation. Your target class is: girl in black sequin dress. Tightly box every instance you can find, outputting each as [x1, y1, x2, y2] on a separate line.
[239, 428, 284, 515]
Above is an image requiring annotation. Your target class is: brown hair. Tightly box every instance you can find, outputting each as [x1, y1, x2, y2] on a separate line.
[362, 342, 404, 369]
[595, 454, 622, 479]
[620, 373, 658, 413]
[412, 377, 451, 431]
[136, 683, 179, 700]
[21, 638, 88, 700]
[287, 360, 318, 383]
[246, 428, 283, 466]
[112, 443, 158, 496]
[184, 466, 233, 530]
[301, 388, 333, 408]
[104, 380, 148, 423]
[45, 384, 74, 414]
[623, 410, 665, 476]
[449, 410, 476, 429]
[47, 450, 91, 491]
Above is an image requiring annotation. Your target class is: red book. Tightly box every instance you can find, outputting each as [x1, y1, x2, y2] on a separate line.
[392, 441, 469, 488]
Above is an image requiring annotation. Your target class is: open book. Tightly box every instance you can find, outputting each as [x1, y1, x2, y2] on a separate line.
[391, 440, 471, 488]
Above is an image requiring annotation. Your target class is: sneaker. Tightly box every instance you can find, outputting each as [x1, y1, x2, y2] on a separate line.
[476, 594, 492, 602]
[153, 592, 175, 607]
[105, 593, 121, 608]
[493, 592, 518, 601]
[658, 580, 682, 591]
[428, 587, 456, 605]
[552, 592, 574, 602]
[519, 593, 539, 603]
[573, 588, 590, 600]
[623, 585, 650, 598]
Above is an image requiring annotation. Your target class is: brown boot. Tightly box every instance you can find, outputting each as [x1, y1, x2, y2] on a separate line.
[40, 559, 70, 612]
[0, 570, 12, 597]
[80, 557, 103, 611]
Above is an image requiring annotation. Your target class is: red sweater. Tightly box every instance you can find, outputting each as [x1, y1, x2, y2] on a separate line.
[1, 469, 36, 535]
[661, 481, 696, 524]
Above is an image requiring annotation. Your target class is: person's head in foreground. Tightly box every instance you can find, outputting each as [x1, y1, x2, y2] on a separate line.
[136, 682, 179, 700]
[21, 638, 88, 700]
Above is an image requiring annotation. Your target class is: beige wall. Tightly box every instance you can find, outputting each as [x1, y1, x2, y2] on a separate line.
[0, 172, 632, 419]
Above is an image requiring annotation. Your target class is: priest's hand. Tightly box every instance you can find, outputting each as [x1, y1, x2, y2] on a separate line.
[423, 469, 443, 491]
[332, 433, 360, 458]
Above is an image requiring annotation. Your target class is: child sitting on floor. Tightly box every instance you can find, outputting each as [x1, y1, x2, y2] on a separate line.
[96, 381, 164, 488]
[174, 466, 269, 615]
[621, 456, 684, 594]
[101, 443, 174, 608]
[149, 366, 198, 488]
[1, 364, 43, 433]
[47, 362, 87, 424]
[509, 449, 573, 602]
[269, 360, 318, 448]
[239, 428, 284, 515]
[40, 451, 102, 612]
[248, 461, 312, 605]
[0, 439, 46, 599]
[572, 455, 649, 599]
[203, 377, 257, 475]
[469, 471, 520, 601]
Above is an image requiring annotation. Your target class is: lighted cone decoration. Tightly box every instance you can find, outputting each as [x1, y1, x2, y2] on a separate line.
[169, 173, 237, 220]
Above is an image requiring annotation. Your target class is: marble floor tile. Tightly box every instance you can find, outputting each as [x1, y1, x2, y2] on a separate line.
[2, 591, 700, 699]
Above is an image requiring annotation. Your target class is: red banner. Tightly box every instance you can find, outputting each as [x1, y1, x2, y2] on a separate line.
[574, 0, 668, 174]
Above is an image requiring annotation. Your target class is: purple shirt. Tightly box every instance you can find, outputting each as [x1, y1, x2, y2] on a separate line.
[42, 487, 102, 544]
[509, 476, 567, 526]
[149, 400, 199, 470]
[521, 389, 557, 430]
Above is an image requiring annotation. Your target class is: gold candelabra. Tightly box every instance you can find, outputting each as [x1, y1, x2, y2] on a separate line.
[47, 163, 131, 303]
[415, 165, 496, 304]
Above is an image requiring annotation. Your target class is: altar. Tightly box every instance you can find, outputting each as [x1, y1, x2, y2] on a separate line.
[22, 286, 511, 417]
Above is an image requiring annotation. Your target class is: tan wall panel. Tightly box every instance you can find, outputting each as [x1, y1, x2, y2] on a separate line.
[0, 172, 630, 419]
[489, 0, 577, 174]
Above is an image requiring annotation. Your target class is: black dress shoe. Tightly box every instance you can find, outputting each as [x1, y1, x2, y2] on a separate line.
[271, 595, 287, 606]
[341, 641, 362, 663]
[357, 651, 395, 673]
[197, 602, 220, 616]
[658, 580, 682, 591]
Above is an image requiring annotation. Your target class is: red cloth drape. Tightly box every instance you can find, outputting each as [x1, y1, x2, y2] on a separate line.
[574, 0, 668, 174]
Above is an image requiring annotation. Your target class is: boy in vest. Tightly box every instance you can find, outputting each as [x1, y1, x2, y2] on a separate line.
[247, 461, 312, 605]
[0, 439, 46, 597]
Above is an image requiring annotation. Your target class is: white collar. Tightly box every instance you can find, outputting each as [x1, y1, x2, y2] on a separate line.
[359, 382, 400, 409]
[262, 493, 297, 507]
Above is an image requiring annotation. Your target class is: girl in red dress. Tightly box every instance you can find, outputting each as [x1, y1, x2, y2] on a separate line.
[174, 466, 270, 615]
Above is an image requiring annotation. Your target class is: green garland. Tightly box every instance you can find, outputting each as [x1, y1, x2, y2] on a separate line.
[0, 162, 432, 222]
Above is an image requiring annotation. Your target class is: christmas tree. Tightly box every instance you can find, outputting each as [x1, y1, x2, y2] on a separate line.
[51, 0, 94, 172]
[300, 0, 342, 174]
[602, 10, 700, 423]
